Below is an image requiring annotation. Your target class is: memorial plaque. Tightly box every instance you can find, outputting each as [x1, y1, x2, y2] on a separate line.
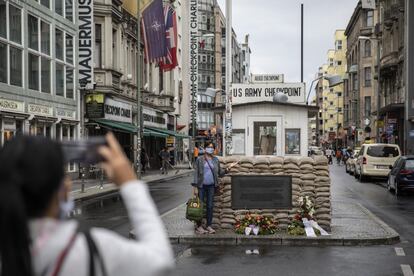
[231, 175, 292, 209]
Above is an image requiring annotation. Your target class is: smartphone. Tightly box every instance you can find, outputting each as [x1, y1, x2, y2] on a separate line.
[61, 136, 108, 164]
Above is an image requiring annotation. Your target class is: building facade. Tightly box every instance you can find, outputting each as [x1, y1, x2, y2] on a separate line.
[377, 0, 406, 152]
[0, 0, 79, 172]
[317, 30, 347, 149]
[344, 1, 379, 148]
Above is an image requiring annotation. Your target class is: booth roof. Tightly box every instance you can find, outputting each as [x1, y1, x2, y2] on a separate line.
[211, 101, 319, 114]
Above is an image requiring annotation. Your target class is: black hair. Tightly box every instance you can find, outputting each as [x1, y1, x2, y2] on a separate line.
[205, 142, 215, 149]
[0, 135, 65, 276]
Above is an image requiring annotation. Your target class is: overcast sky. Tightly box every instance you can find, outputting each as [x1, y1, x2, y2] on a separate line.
[216, 0, 358, 98]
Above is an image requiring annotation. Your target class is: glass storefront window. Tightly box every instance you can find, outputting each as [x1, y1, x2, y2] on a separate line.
[9, 4, 21, 44]
[56, 63, 64, 96]
[41, 57, 50, 93]
[41, 21, 50, 55]
[28, 53, 39, 90]
[285, 129, 301, 155]
[55, 28, 64, 60]
[0, 42, 7, 83]
[0, 0, 6, 38]
[253, 122, 277, 155]
[28, 15, 39, 50]
[10, 46, 22, 86]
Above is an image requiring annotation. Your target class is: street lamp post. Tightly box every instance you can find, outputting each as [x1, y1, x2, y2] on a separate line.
[136, 0, 142, 179]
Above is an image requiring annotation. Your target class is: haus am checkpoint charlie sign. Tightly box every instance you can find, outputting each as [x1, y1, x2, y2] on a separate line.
[231, 83, 306, 105]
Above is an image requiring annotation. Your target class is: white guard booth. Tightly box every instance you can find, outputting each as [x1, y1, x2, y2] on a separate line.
[215, 82, 318, 157]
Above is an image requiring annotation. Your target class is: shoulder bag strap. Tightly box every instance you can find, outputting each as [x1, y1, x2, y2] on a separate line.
[50, 226, 80, 276]
[80, 226, 108, 276]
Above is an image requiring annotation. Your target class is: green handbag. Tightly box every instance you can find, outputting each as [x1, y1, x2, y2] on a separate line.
[186, 197, 203, 222]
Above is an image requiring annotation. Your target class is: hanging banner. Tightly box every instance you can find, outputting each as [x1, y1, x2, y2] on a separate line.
[78, 0, 94, 88]
[189, 0, 198, 132]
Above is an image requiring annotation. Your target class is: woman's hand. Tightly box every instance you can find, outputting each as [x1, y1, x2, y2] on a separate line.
[193, 187, 198, 196]
[98, 132, 137, 187]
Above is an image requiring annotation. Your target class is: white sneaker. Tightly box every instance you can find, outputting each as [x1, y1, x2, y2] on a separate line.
[195, 226, 207, 234]
[206, 226, 216, 234]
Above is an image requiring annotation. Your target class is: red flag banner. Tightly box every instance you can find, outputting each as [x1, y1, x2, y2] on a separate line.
[159, 4, 178, 71]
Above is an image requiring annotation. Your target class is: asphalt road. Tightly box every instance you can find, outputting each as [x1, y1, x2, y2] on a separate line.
[74, 165, 414, 275]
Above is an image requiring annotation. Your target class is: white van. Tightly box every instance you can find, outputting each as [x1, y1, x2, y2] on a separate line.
[355, 143, 401, 182]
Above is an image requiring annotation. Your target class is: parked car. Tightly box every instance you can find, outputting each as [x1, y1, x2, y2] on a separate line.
[387, 156, 414, 196]
[354, 143, 401, 182]
[345, 148, 360, 175]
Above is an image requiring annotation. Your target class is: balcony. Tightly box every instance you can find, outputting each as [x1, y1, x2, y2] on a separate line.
[380, 51, 398, 72]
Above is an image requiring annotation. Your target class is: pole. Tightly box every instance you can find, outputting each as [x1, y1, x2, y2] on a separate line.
[376, 38, 381, 143]
[136, 0, 142, 179]
[301, 3, 304, 83]
[336, 92, 339, 150]
[224, 0, 232, 156]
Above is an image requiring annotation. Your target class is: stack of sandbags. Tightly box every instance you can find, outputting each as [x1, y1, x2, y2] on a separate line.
[239, 157, 254, 174]
[300, 157, 317, 201]
[283, 157, 301, 174]
[312, 155, 331, 230]
[252, 157, 270, 174]
[269, 157, 284, 174]
[274, 210, 290, 229]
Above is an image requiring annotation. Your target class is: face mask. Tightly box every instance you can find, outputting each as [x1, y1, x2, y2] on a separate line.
[59, 197, 74, 220]
[206, 147, 214, 155]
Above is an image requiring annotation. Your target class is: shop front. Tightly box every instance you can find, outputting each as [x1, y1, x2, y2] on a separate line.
[0, 98, 26, 146]
[378, 104, 404, 153]
[85, 94, 135, 161]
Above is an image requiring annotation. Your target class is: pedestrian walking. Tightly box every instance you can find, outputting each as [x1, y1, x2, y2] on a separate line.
[336, 148, 342, 165]
[0, 133, 174, 276]
[140, 148, 149, 174]
[326, 148, 333, 164]
[191, 142, 227, 234]
[159, 147, 170, 174]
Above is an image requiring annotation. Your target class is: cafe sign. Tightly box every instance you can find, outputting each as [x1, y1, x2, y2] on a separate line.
[28, 104, 53, 117]
[0, 98, 25, 113]
[231, 83, 306, 105]
[104, 97, 132, 123]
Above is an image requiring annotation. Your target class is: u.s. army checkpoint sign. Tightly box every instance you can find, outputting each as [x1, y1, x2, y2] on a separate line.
[231, 83, 306, 105]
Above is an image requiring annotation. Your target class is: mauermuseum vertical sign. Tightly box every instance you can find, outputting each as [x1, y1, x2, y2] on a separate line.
[78, 0, 94, 87]
[189, 0, 198, 130]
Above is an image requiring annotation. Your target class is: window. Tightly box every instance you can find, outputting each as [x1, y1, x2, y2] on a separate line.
[112, 29, 117, 69]
[337, 92, 342, 97]
[338, 107, 343, 112]
[56, 63, 64, 96]
[41, 0, 49, 8]
[159, 67, 163, 91]
[367, 145, 399, 157]
[364, 67, 372, 87]
[0, 42, 6, 83]
[10, 46, 22, 86]
[66, 33, 73, 64]
[9, 5, 21, 44]
[56, 0, 63, 16]
[337, 60, 342, 66]
[330, 114, 334, 118]
[329, 58, 334, 66]
[41, 57, 50, 93]
[66, 68, 74, 99]
[364, 40, 371, 57]
[28, 53, 39, 90]
[364, 96, 371, 117]
[55, 28, 64, 60]
[285, 129, 300, 155]
[330, 101, 334, 106]
[94, 24, 102, 68]
[41, 21, 50, 55]
[366, 10, 374, 27]
[28, 15, 39, 50]
[352, 73, 358, 90]
[335, 40, 342, 50]
[330, 127, 334, 131]
[0, 0, 5, 38]
[66, 0, 73, 21]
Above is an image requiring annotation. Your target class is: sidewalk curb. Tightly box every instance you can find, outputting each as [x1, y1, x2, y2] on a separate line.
[73, 170, 193, 203]
[159, 203, 400, 247]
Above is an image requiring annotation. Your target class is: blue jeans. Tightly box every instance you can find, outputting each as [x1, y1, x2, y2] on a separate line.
[198, 185, 215, 227]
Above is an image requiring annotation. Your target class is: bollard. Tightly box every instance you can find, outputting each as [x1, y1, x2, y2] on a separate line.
[81, 174, 85, 193]
[99, 168, 104, 190]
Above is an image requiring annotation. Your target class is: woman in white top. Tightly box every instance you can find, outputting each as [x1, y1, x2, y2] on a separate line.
[0, 133, 174, 276]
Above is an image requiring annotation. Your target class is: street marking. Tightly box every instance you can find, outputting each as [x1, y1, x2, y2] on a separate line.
[401, 265, 414, 276]
[161, 202, 186, 218]
[395, 247, 406, 256]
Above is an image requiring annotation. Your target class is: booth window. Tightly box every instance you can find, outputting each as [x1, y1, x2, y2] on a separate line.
[285, 129, 300, 155]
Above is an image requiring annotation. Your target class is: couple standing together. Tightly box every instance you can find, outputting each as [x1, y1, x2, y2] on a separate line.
[191, 142, 228, 234]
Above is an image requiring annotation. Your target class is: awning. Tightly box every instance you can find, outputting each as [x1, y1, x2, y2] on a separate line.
[93, 119, 137, 133]
[145, 126, 190, 138]
[93, 119, 168, 138]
